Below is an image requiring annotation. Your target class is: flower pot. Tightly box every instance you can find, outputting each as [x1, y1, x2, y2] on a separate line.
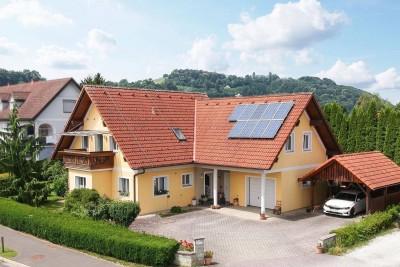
[233, 199, 239, 206]
[204, 258, 212, 265]
[191, 199, 197, 206]
[260, 214, 266, 220]
[315, 247, 324, 254]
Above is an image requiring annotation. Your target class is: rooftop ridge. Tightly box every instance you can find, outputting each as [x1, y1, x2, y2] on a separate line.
[197, 92, 314, 101]
[85, 85, 207, 96]
[334, 151, 382, 158]
[0, 77, 72, 89]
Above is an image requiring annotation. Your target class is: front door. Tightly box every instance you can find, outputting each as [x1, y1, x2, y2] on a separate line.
[204, 172, 213, 198]
[224, 172, 230, 201]
[249, 177, 261, 206]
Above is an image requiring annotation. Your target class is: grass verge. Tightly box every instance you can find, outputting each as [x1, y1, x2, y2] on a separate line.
[0, 247, 18, 259]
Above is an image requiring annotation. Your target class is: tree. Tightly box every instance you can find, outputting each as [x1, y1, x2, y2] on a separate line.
[383, 111, 398, 159]
[364, 101, 378, 151]
[0, 106, 49, 205]
[80, 73, 106, 87]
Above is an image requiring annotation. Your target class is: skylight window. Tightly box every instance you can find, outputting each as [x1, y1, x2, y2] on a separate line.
[172, 128, 186, 141]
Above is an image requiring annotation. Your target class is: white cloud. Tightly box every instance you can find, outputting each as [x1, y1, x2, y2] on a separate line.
[0, 0, 73, 27]
[293, 48, 320, 65]
[316, 60, 375, 86]
[225, 0, 348, 66]
[0, 37, 25, 55]
[181, 35, 228, 71]
[370, 68, 400, 91]
[87, 29, 116, 59]
[36, 45, 88, 69]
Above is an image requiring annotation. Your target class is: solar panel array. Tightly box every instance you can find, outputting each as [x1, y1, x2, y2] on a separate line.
[228, 102, 294, 139]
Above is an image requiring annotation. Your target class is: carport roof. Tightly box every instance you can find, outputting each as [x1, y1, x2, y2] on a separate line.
[300, 151, 400, 190]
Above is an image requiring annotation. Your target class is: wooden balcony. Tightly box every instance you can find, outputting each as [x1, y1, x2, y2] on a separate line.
[60, 149, 115, 170]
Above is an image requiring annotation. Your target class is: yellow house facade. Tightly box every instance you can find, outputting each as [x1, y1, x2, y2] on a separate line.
[54, 87, 341, 215]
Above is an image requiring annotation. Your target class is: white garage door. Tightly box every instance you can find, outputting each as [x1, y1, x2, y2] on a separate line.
[249, 177, 276, 209]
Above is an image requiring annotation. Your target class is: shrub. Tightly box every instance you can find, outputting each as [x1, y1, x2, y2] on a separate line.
[64, 189, 100, 212]
[0, 198, 178, 266]
[170, 206, 183, 214]
[53, 176, 68, 197]
[331, 204, 400, 250]
[87, 198, 110, 221]
[108, 201, 141, 227]
[13, 178, 50, 206]
[0, 178, 13, 197]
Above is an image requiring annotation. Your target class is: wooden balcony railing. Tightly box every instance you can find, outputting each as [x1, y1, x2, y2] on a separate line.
[60, 149, 115, 170]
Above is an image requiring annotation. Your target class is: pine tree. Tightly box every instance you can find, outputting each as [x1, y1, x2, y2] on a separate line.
[393, 126, 400, 165]
[365, 101, 378, 151]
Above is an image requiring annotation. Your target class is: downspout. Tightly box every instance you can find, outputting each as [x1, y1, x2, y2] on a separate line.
[133, 168, 145, 203]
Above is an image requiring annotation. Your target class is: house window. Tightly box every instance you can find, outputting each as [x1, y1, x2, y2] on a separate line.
[95, 134, 103, 152]
[302, 132, 312, 151]
[38, 124, 53, 137]
[82, 136, 89, 150]
[110, 136, 118, 151]
[154, 176, 169, 196]
[285, 132, 295, 152]
[118, 177, 129, 196]
[63, 100, 76, 113]
[181, 173, 193, 187]
[301, 180, 311, 188]
[75, 176, 86, 189]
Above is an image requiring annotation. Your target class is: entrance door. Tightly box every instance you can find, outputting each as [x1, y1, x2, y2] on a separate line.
[248, 177, 276, 209]
[224, 173, 230, 201]
[204, 172, 213, 198]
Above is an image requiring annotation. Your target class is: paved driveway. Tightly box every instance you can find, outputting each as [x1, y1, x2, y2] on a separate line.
[130, 206, 358, 266]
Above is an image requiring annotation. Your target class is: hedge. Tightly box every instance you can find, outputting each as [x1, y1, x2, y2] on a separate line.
[331, 205, 400, 249]
[0, 198, 178, 266]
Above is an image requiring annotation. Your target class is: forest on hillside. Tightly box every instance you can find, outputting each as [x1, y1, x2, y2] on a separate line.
[0, 68, 45, 86]
[324, 94, 400, 164]
[104, 69, 369, 112]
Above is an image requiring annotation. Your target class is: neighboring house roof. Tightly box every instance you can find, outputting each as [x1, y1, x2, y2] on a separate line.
[54, 87, 341, 170]
[299, 151, 400, 190]
[195, 93, 340, 169]
[0, 78, 80, 120]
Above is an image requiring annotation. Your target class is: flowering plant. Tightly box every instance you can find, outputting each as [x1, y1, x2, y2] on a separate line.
[179, 240, 194, 252]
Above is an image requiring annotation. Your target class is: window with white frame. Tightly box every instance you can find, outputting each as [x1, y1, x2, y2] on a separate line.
[63, 99, 76, 113]
[285, 132, 295, 152]
[110, 136, 119, 151]
[118, 177, 129, 196]
[181, 173, 193, 187]
[154, 176, 169, 196]
[301, 180, 311, 188]
[75, 176, 86, 189]
[95, 134, 103, 152]
[302, 132, 312, 151]
[82, 136, 89, 150]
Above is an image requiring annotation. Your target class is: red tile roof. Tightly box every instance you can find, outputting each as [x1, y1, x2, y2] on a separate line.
[55, 88, 340, 170]
[0, 78, 78, 120]
[85, 86, 206, 169]
[300, 151, 400, 190]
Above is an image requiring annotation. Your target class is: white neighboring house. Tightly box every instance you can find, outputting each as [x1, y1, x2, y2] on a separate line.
[0, 78, 81, 160]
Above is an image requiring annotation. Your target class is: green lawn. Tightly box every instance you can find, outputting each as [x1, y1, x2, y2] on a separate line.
[0, 247, 18, 259]
[41, 192, 64, 211]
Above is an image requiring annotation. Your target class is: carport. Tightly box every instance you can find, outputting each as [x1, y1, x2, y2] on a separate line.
[299, 151, 400, 213]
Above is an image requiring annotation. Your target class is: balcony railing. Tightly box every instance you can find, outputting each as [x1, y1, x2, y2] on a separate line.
[60, 149, 115, 170]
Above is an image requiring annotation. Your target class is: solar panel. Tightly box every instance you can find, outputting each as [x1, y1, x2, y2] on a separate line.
[228, 101, 294, 139]
[250, 120, 271, 138]
[228, 120, 247, 138]
[229, 104, 247, 121]
[238, 121, 258, 137]
[262, 120, 283, 138]
[250, 104, 269, 119]
[274, 102, 294, 120]
[238, 104, 258, 120]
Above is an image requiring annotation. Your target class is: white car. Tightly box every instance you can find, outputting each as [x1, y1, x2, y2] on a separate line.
[323, 190, 366, 217]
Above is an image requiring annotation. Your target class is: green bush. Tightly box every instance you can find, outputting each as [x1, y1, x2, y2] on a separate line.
[108, 201, 141, 227]
[0, 198, 178, 266]
[0, 178, 13, 197]
[331, 204, 400, 250]
[13, 179, 50, 206]
[170, 206, 183, 214]
[53, 176, 68, 197]
[64, 189, 100, 212]
[87, 198, 110, 221]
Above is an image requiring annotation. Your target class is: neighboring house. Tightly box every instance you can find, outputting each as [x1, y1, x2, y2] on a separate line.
[53, 86, 341, 214]
[0, 78, 81, 160]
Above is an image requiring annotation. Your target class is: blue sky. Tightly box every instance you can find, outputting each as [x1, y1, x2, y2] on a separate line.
[1, 0, 400, 104]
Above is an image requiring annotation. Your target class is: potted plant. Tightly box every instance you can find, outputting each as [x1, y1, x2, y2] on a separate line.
[260, 211, 266, 220]
[233, 197, 239, 206]
[204, 250, 213, 265]
[315, 243, 324, 254]
[191, 196, 197, 206]
[210, 204, 221, 209]
[201, 194, 208, 202]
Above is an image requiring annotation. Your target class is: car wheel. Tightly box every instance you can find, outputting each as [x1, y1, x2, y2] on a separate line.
[350, 208, 355, 217]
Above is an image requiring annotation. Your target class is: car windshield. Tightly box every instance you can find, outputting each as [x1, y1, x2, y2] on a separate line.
[335, 192, 356, 201]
